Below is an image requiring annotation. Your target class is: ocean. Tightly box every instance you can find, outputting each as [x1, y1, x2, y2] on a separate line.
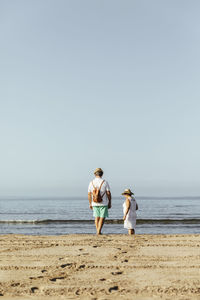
[0, 197, 199, 235]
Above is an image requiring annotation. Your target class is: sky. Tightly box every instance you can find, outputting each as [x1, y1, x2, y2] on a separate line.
[0, 0, 200, 197]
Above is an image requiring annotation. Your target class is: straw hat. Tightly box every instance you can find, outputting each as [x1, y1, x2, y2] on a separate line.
[121, 188, 134, 196]
[94, 168, 103, 175]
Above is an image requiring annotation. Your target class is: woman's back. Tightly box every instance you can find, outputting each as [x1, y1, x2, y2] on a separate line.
[123, 197, 137, 217]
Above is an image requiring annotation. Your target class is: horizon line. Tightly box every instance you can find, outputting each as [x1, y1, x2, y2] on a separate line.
[0, 195, 200, 200]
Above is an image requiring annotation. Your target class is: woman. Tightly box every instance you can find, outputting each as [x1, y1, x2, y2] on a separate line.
[122, 189, 138, 235]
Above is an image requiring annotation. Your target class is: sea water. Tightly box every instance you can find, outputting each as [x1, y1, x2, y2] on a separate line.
[0, 197, 199, 235]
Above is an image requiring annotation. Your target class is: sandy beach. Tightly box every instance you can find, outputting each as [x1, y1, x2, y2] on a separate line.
[0, 234, 200, 299]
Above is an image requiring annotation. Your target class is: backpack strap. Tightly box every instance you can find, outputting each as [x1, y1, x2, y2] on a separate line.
[99, 180, 105, 190]
[99, 180, 106, 198]
[92, 180, 105, 190]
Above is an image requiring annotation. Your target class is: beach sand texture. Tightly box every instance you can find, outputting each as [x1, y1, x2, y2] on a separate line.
[0, 234, 200, 300]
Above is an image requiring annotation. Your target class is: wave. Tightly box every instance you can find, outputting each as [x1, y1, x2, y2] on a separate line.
[1, 219, 200, 225]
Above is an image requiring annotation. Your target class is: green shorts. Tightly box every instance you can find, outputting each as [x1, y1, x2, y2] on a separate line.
[93, 206, 108, 218]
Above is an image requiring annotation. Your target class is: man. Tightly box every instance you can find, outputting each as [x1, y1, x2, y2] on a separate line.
[88, 168, 112, 235]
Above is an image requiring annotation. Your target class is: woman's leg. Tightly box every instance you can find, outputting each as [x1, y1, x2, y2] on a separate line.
[128, 229, 135, 235]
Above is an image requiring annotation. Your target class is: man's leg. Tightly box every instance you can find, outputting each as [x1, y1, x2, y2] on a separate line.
[97, 217, 105, 234]
[95, 217, 100, 233]
[97, 206, 108, 234]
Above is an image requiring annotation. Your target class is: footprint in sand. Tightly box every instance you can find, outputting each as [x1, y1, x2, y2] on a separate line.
[0, 293, 3, 296]
[75, 289, 81, 295]
[30, 287, 39, 293]
[60, 263, 72, 268]
[93, 245, 98, 248]
[11, 283, 20, 287]
[111, 271, 123, 275]
[122, 259, 128, 263]
[50, 277, 65, 282]
[109, 286, 119, 292]
[99, 278, 106, 281]
[41, 270, 47, 273]
[78, 264, 86, 269]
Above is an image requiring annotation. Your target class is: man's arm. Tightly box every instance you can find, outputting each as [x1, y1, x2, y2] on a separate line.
[106, 191, 112, 209]
[88, 192, 93, 209]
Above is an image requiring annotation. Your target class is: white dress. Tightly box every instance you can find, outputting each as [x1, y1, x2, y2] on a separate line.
[123, 197, 137, 230]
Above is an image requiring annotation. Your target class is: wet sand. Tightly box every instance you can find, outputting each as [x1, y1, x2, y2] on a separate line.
[0, 234, 200, 299]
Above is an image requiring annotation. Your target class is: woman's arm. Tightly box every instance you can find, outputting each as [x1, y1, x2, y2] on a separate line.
[123, 199, 131, 220]
[136, 202, 138, 210]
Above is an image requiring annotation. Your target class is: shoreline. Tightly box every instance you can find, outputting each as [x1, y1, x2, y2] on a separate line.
[1, 233, 200, 237]
[0, 234, 200, 299]
[1, 233, 200, 236]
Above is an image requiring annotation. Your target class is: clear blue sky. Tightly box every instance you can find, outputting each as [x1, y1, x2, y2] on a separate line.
[0, 0, 200, 197]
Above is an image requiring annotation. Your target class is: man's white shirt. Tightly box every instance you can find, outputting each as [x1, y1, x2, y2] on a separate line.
[88, 178, 110, 206]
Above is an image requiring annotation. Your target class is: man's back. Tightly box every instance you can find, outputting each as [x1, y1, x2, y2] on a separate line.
[88, 178, 110, 206]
